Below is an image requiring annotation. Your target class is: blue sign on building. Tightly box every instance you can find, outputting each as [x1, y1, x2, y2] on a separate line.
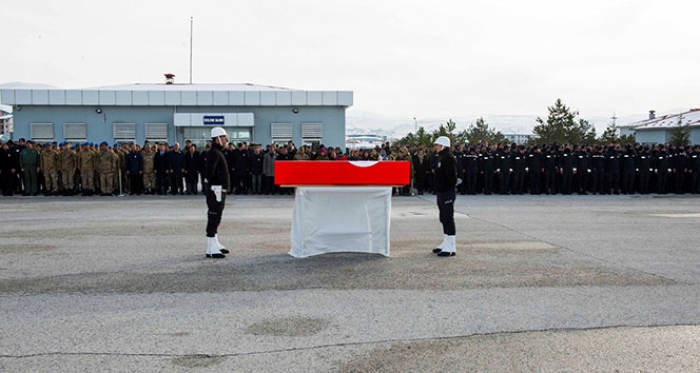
[203, 115, 225, 125]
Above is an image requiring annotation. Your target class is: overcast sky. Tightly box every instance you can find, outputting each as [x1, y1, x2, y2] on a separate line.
[2, 0, 699, 122]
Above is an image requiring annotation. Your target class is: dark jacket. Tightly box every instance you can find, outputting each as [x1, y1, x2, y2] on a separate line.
[184, 150, 200, 176]
[249, 151, 264, 175]
[169, 149, 185, 176]
[434, 148, 457, 193]
[125, 151, 143, 175]
[154, 151, 171, 175]
[205, 143, 230, 189]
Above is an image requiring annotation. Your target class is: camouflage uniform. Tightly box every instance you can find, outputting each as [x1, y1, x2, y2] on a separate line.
[141, 148, 156, 194]
[59, 146, 77, 194]
[78, 145, 97, 195]
[97, 148, 118, 195]
[118, 147, 128, 193]
[40, 146, 59, 194]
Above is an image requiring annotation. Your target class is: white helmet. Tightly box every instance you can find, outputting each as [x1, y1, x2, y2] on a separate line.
[211, 127, 227, 138]
[434, 136, 451, 148]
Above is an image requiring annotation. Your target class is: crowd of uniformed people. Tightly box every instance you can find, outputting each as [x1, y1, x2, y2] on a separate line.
[1, 137, 700, 197]
[411, 142, 700, 196]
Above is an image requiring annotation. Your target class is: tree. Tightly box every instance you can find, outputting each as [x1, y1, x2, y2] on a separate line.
[464, 117, 506, 145]
[670, 124, 691, 147]
[533, 98, 596, 144]
[430, 119, 468, 146]
[598, 116, 621, 144]
[398, 126, 434, 147]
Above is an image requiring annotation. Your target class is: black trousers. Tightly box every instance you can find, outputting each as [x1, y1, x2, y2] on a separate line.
[156, 173, 169, 194]
[206, 186, 226, 237]
[129, 175, 142, 194]
[1, 172, 14, 195]
[437, 190, 456, 236]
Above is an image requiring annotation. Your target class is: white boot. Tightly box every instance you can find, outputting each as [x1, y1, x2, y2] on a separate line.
[205, 237, 225, 258]
[437, 235, 456, 257]
[214, 234, 229, 254]
[433, 234, 448, 253]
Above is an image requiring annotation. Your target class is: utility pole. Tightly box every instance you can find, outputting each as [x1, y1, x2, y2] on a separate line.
[189, 17, 193, 84]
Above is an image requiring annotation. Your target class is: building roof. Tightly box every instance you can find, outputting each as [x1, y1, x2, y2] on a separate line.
[624, 109, 700, 131]
[87, 82, 296, 92]
[0, 82, 353, 108]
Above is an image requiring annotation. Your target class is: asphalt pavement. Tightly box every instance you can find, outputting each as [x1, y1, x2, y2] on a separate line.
[1, 192, 699, 372]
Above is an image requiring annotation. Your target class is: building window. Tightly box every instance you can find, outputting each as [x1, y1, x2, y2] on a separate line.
[145, 123, 168, 143]
[271, 123, 293, 145]
[301, 123, 323, 148]
[114, 123, 136, 144]
[229, 128, 252, 143]
[64, 123, 87, 142]
[30, 123, 54, 142]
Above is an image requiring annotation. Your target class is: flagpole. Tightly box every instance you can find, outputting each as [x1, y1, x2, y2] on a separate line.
[189, 16, 193, 84]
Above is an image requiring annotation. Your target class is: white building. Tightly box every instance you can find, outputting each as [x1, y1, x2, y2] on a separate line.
[620, 109, 700, 145]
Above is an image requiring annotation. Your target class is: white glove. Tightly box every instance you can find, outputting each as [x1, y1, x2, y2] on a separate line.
[456, 178, 463, 186]
[211, 185, 222, 202]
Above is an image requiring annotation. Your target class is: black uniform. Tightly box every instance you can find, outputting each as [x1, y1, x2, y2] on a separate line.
[463, 150, 478, 195]
[637, 149, 652, 194]
[654, 149, 670, 194]
[575, 149, 590, 195]
[526, 149, 542, 195]
[620, 149, 636, 194]
[689, 148, 700, 194]
[1, 146, 18, 196]
[435, 148, 457, 237]
[205, 141, 230, 238]
[673, 148, 688, 194]
[496, 149, 512, 195]
[559, 149, 575, 195]
[604, 148, 621, 194]
[511, 149, 526, 195]
[590, 149, 605, 195]
[544, 149, 558, 195]
[480, 149, 495, 195]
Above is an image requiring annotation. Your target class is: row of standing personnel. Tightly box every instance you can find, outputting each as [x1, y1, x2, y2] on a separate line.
[411, 143, 700, 196]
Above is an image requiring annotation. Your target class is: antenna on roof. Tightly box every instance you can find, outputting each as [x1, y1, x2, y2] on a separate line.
[189, 16, 194, 84]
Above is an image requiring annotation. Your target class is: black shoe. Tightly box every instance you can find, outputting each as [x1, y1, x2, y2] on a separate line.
[432, 248, 442, 254]
[437, 251, 456, 257]
[219, 248, 229, 254]
[205, 253, 226, 258]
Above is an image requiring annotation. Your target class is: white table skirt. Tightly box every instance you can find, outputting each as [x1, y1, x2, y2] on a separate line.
[290, 187, 392, 258]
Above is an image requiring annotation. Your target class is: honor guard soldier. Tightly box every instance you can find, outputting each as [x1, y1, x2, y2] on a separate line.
[204, 127, 231, 259]
[432, 136, 458, 257]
